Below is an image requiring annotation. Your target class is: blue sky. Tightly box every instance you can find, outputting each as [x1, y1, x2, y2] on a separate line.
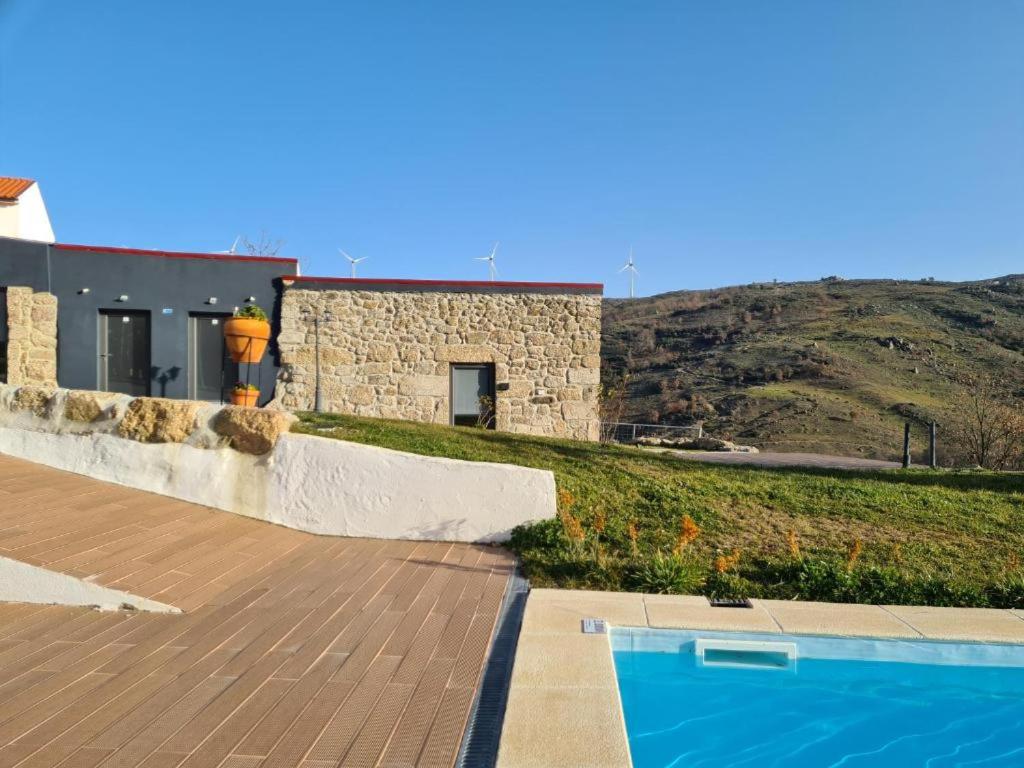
[1, 1, 1021, 296]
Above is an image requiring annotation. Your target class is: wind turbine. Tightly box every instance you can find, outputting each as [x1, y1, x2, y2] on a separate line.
[339, 249, 368, 278]
[217, 235, 241, 255]
[475, 242, 499, 281]
[619, 248, 638, 298]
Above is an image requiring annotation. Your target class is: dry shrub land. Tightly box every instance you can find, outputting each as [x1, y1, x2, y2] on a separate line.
[297, 413, 1024, 608]
[602, 276, 1024, 467]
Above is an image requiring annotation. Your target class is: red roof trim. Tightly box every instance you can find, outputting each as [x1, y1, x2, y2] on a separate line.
[283, 276, 604, 291]
[54, 242, 299, 265]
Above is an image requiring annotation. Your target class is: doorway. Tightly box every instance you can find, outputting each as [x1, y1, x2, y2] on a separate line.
[450, 364, 496, 428]
[99, 310, 151, 396]
[189, 313, 238, 402]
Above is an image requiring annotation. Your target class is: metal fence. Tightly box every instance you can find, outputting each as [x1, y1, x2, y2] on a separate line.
[600, 421, 704, 444]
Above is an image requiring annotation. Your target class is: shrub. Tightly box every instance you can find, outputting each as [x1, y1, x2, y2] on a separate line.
[510, 519, 563, 551]
[236, 304, 269, 322]
[625, 553, 704, 594]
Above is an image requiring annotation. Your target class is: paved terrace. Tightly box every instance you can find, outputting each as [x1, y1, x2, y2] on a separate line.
[0, 454, 512, 768]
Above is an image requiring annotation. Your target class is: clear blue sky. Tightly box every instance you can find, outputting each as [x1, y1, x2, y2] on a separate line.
[1, 1, 1021, 296]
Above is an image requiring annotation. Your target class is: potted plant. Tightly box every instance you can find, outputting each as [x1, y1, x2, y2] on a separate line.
[224, 305, 270, 363]
[230, 382, 260, 407]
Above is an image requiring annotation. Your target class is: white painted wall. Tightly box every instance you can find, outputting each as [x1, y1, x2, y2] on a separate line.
[0, 183, 55, 243]
[0, 426, 555, 543]
[0, 554, 178, 612]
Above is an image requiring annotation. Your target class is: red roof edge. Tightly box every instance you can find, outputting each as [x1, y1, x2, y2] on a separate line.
[54, 242, 299, 265]
[281, 275, 603, 292]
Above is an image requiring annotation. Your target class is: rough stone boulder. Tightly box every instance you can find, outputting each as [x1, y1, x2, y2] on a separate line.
[64, 390, 126, 423]
[635, 435, 759, 453]
[212, 406, 297, 455]
[118, 398, 201, 443]
[10, 386, 56, 418]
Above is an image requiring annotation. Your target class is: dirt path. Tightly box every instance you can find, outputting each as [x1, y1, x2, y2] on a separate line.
[658, 449, 902, 470]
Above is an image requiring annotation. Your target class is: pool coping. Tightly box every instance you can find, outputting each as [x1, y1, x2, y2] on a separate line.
[494, 590, 1024, 768]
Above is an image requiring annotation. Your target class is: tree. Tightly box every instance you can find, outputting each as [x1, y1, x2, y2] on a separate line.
[241, 231, 284, 258]
[945, 378, 1024, 470]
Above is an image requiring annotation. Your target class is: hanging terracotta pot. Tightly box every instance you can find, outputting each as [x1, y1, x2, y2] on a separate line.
[230, 386, 260, 407]
[224, 317, 270, 363]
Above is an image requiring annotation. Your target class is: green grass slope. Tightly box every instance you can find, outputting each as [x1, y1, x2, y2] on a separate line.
[295, 413, 1024, 607]
[602, 276, 1024, 461]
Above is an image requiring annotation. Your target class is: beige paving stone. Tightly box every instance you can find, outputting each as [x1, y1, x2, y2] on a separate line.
[644, 595, 780, 633]
[521, 590, 646, 635]
[496, 686, 631, 768]
[884, 605, 1024, 642]
[510, 632, 616, 689]
[759, 600, 921, 638]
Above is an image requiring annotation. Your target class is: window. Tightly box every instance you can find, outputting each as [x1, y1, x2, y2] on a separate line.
[450, 364, 496, 428]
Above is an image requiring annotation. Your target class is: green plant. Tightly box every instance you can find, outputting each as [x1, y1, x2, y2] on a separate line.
[233, 382, 259, 392]
[625, 552, 704, 594]
[235, 304, 268, 322]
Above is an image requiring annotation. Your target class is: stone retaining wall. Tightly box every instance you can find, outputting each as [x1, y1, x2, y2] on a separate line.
[0, 384, 293, 455]
[274, 283, 602, 441]
[3, 287, 57, 386]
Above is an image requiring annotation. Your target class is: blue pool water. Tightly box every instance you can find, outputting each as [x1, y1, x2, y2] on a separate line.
[613, 628, 1024, 767]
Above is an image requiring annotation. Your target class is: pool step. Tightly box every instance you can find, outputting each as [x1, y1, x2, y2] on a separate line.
[695, 638, 797, 670]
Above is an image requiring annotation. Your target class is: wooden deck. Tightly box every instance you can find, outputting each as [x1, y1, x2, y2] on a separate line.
[0, 454, 513, 768]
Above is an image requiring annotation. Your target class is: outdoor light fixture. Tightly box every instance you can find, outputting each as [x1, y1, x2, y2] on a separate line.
[207, 297, 218, 305]
[116, 294, 129, 302]
[78, 288, 90, 295]
[245, 296, 256, 303]
[301, 308, 333, 413]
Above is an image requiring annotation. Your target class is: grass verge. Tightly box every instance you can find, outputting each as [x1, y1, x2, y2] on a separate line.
[294, 412, 1024, 607]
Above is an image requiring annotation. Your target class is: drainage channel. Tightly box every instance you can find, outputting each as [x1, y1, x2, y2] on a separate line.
[455, 565, 529, 768]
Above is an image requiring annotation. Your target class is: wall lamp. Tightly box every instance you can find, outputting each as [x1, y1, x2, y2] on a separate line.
[207, 297, 218, 305]
[77, 288, 90, 295]
[245, 296, 256, 303]
[116, 294, 129, 302]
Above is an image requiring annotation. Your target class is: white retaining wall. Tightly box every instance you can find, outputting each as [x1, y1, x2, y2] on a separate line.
[0, 425, 555, 543]
[0, 555, 179, 613]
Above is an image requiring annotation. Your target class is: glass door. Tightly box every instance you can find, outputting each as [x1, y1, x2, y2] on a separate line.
[99, 311, 151, 396]
[189, 314, 237, 402]
[450, 364, 496, 428]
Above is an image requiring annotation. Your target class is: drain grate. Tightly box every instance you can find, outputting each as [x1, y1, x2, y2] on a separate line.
[455, 567, 529, 768]
[709, 597, 754, 609]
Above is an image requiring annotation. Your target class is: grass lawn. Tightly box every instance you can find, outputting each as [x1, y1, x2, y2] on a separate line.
[294, 412, 1024, 607]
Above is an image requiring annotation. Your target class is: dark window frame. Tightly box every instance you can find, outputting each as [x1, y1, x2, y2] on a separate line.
[449, 363, 496, 429]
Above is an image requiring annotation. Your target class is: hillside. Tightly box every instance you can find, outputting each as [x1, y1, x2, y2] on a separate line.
[601, 276, 1024, 462]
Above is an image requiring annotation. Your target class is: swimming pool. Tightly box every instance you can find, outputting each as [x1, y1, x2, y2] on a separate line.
[612, 627, 1024, 767]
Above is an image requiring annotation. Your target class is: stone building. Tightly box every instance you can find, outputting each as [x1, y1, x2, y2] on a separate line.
[274, 277, 603, 441]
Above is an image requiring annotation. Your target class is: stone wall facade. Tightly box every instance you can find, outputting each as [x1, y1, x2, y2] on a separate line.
[274, 281, 603, 441]
[3, 287, 57, 387]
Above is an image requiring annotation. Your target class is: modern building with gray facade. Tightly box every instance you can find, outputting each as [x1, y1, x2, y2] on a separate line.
[0, 236, 297, 404]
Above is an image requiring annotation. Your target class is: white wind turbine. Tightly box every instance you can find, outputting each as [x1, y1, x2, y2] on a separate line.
[619, 247, 638, 298]
[217, 235, 241, 255]
[339, 249, 368, 278]
[475, 242, 499, 281]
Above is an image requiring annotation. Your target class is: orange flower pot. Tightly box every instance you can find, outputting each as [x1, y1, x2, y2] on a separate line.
[224, 318, 270, 363]
[230, 389, 260, 407]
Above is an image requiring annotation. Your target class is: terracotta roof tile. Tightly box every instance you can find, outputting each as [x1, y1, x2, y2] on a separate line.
[0, 176, 34, 201]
